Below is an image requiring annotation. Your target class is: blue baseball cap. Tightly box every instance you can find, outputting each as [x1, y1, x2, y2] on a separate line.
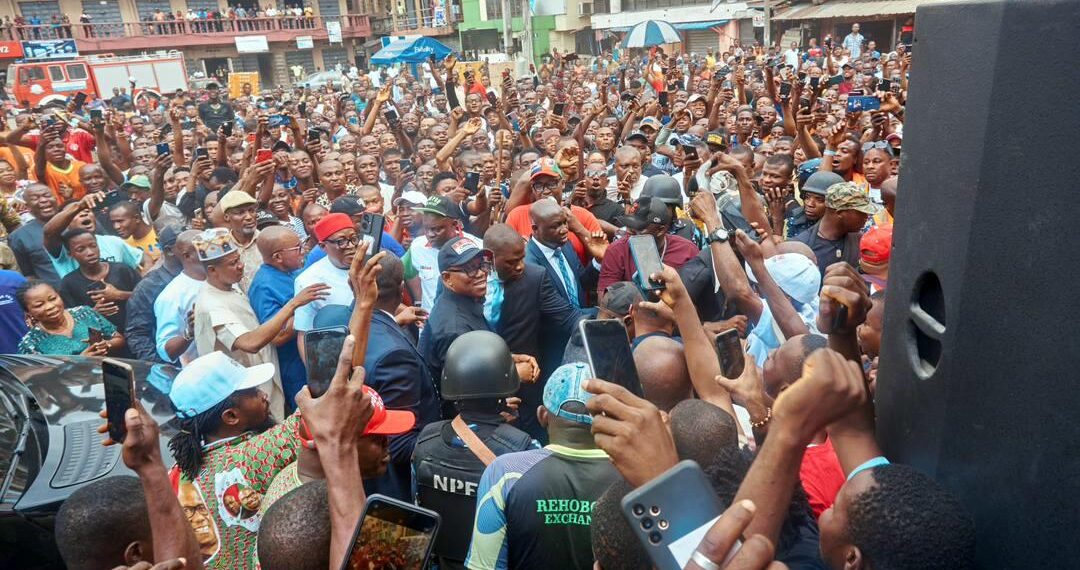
[438, 237, 491, 272]
[169, 351, 275, 418]
[543, 363, 595, 425]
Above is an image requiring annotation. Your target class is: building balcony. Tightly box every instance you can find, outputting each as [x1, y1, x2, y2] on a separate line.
[3, 15, 371, 53]
[387, 7, 459, 36]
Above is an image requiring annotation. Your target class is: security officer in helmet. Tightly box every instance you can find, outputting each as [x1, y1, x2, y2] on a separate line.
[412, 330, 538, 570]
[640, 174, 705, 247]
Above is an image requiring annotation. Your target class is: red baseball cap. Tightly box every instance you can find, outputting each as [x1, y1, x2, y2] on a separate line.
[361, 385, 416, 436]
[860, 225, 893, 264]
[313, 212, 354, 243]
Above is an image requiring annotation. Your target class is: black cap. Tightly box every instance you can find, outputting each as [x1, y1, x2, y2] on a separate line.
[412, 194, 456, 218]
[206, 82, 219, 90]
[599, 281, 644, 317]
[626, 130, 649, 143]
[330, 195, 365, 217]
[617, 197, 673, 231]
[255, 209, 280, 229]
[157, 224, 183, 250]
[271, 140, 292, 153]
[438, 237, 491, 272]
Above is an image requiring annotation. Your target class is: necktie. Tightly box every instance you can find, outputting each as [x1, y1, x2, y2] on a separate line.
[484, 275, 503, 330]
[552, 247, 580, 308]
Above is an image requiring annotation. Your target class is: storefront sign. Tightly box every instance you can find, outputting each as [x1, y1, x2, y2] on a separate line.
[235, 36, 269, 54]
[296, 36, 313, 50]
[327, 21, 342, 44]
[0, 41, 24, 59]
[21, 39, 77, 59]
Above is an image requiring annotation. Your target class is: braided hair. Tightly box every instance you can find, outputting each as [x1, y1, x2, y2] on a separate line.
[168, 393, 240, 480]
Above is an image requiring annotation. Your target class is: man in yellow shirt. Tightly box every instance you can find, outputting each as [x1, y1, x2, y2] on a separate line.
[110, 200, 161, 264]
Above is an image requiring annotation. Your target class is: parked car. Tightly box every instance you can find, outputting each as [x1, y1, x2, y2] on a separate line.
[0, 355, 179, 570]
[302, 70, 346, 90]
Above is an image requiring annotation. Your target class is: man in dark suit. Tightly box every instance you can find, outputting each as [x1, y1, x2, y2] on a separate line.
[523, 199, 598, 309]
[484, 224, 593, 441]
[363, 253, 441, 501]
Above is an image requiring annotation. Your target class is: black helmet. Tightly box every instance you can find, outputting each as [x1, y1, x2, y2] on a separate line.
[640, 175, 682, 205]
[441, 331, 519, 400]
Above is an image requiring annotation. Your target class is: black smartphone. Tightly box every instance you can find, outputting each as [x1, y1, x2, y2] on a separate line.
[72, 91, 87, 110]
[340, 494, 440, 570]
[359, 212, 385, 266]
[846, 95, 881, 113]
[298, 101, 307, 116]
[621, 460, 731, 570]
[307, 129, 321, 142]
[463, 171, 481, 195]
[658, 91, 669, 107]
[553, 102, 566, 116]
[809, 76, 820, 89]
[90, 108, 103, 122]
[878, 78, 891, 92]
[797, 71, 807, 81]
[384, 107, 399, 124]
[714, 328, 744, 379]
[156, 142, 171, 155]
[102, 359, 136, 444]
[87, 325, 105, 344]
[628, 234, 665, 294]
[826, 74, 844, 87]
[486, 91, 498, 106]
[398, 158, 413, 173]
[194, 147, 209, 160]
[681, 143, 698, 161]
[222, 121, 233, 137]
[580, 319, 644, 398]
[304, 326, 349, 398]
[779, 82, 792, 98]
[267, 114, 290, 128]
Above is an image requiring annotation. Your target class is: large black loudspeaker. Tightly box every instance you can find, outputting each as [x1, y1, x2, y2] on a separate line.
[877, 1, 1080, 567]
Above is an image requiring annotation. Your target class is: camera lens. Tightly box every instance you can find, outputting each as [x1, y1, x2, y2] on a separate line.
[632, 504, 645, 517]
[640, 517, 653, 530]
[658, 519, 669, 530]
[649, 531, 663, 544]
[650, 505, 661, 516]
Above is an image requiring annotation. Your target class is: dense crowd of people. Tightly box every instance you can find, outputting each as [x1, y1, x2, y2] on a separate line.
[0, 24, 978, 570]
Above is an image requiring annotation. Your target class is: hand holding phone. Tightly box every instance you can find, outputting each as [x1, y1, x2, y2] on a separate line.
[580, 319, 644, 398]
[102, 359, 136, 444]
[304, 326, 349, 398]
[628, 235, 666, 294]
[714, 328, 745, 379]
[342, 495, 440, 570]
[463, 171, 481, 195]
[359, 212, 385, 266]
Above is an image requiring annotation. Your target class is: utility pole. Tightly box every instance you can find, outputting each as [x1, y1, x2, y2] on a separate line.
[521, 0, 534, 66]
[763, 0, 772, 46]
[502, 0, 514, 54]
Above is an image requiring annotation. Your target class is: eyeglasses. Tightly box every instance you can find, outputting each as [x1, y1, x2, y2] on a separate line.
[324, 234, 360, 248]
[532, 181, 561, 193]
[274, 244, 303, 255]
[449, 261, 492, 278]
[585, 170, 608, 179]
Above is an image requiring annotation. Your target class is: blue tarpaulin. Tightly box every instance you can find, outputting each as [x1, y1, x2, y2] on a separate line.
[673, 20, 729, 30]
[370, 36, 453, 65]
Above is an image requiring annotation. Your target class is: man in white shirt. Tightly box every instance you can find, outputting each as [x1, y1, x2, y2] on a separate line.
[843, 23, 865, 59]
[293, 213, 359, 338]
[784, 41, 800, 68]
[606, 145, 646, 201]
[402, 195, 482, 312]
[154, 230, 205, 366]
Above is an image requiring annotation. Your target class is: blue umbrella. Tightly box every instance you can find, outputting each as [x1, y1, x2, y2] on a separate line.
[623, 20, 681, 48]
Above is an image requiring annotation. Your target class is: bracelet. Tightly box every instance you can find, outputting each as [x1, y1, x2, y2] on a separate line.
[823, 149, 837, 156]
[750, 407, 772, 429]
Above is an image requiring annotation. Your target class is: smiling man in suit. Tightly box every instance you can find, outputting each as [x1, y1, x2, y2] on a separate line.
[362, 252, 441, 501]
[484, 223, 593, 441]
[524, 199, 598, 309]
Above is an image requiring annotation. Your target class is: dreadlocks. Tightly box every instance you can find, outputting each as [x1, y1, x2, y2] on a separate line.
[168, 393, 240, 480]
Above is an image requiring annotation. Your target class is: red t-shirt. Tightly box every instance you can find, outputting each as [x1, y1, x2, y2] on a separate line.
[23, 129, 97, 163]
[799, 437, 846, 518]
[505, 204, 601, 265]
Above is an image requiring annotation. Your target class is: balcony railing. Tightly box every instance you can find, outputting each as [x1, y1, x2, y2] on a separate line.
[2, 15, 371, 45]
[390, 6, 457, 35]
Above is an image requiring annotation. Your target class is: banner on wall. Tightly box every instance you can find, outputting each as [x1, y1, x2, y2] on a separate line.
[297, 36, 314, 49]
[21, 39, 77, 60]
[327, 21, 342, 44]
[0, 41, 24, 59]
[235, 36, 269, 53]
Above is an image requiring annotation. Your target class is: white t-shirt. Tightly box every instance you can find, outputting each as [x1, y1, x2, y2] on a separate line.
[606, 173, 648, 202]
[406, 232, 482, 312]
[153, 272, 204, 365]
[293, 256, 354, 331]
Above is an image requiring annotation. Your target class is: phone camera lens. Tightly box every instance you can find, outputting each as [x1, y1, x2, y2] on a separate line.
[640, 517, 654, 530]
[632, 504, 645, 517]
[650, 505, 661, 516]
[658, 519, 669, 530]
[649, 531, 663, 544]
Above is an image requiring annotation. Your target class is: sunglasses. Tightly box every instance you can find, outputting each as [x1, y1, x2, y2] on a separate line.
[861, 141, 896, 156]
[448, 260, 492, 278]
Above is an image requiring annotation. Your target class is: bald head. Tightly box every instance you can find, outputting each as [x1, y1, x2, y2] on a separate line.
[529, 198, 562, 226]
[614, 145, 641, 162]
[483, 223, 525, 255]
[257, 225, 299, 260]
[633, 336, 692, 412]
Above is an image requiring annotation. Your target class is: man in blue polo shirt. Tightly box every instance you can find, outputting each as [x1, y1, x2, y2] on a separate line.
[466, 363, 619, 570]
[0, 269, 28, 354]
[248, 226, 309, 410]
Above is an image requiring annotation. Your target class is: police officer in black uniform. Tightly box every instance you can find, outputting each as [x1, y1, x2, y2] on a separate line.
[412, 330, 537, 570]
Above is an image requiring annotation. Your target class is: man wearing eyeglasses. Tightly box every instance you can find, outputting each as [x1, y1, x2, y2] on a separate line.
[404, 195, 483, 312]
[418, 237, 496, 391]
[292, 213, 365, 352]
[248, 226, 310, 411]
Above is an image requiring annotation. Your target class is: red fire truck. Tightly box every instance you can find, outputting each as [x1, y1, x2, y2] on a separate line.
[5, 51, 189, 107]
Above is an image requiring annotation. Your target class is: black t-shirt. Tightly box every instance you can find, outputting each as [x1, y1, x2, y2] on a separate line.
[587, 197, 623, 225]
[197, 100, 232, 131]
[790, 221, 859, 274]
[59, 263, 141, 329]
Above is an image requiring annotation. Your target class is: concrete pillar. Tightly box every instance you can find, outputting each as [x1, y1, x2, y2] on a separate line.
[271, 49, 288, 87]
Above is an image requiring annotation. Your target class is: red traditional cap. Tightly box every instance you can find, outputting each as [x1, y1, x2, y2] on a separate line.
[313, 213, 354, 243]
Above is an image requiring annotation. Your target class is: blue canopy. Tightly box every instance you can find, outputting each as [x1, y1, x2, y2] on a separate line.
[370, 36, 453, 65]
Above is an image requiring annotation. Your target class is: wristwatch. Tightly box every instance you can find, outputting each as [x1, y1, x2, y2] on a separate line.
[705, 228, 731, 245]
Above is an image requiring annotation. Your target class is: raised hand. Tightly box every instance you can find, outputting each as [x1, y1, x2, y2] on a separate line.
[584, 378, 679, 487]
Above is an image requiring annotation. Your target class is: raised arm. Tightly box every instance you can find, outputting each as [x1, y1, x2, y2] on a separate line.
[687, 191, 763, 323]
[734, 231, 810, 340]
[232, 284, 329, 354]
[93, 121, 124, 185]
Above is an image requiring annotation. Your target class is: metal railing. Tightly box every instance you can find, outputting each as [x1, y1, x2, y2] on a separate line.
[0, 15, 370, 41]
[392, 6, 456, 33]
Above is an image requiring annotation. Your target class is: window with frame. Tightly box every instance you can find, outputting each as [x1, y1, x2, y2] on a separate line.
[48, 66, 65, 82]
[66, 64, 88, 80]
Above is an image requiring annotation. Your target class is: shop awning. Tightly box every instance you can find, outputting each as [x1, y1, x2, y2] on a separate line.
[674, 20, 730, 30]
[772, 0, 966, 21]
[370, 36, 453, 65]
